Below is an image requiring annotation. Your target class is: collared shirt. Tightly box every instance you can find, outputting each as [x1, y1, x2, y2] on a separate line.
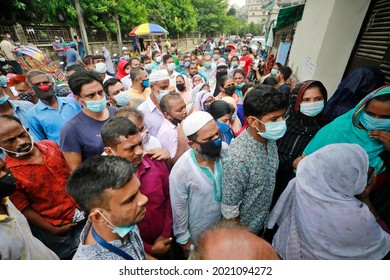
[60, 106, 118, 161]
[52, 42, 64, 57]
[7, 100, 34, 128]
[66, 48, 80, 67]
[168, 70, 181, 88]
[136, 155, 172, 253]
[169, 149, 223, 245]
[128, 87, 151, 101]
[157, 118, 178, 158]
[120, 75, 132, 90]
[26, 97, 81, 144]
[221, 129, 279, 234]
[6, 140, 78, 226]
[72, 221, 146, 260]
[137, 97, 164, 137]
[0, 40, 16, 60]
[0, 197, 59, 260]
[199, 66, 216, 82]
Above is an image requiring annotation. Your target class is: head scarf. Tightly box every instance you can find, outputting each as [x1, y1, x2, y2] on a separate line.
[116, 60, 129, 80]
[194, 90, 214, 111]
[268, 143, 390, 260]
[323, 66, 385, 120]
[277, 80, 329, 166]
[102, 47, 115, 74]
[176, 74, 193, 106]
[304, 85, 390, 174]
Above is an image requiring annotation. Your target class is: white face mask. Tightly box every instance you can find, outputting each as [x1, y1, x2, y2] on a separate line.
[167, 62, 175, 71]
[125, 69, 130, 74]
[155, 56, 162, 63]
[0, 129, 34, 157]
[95, 62, 107, 74]
[154, 89, 170, 102]
[300, 100, 324, 117]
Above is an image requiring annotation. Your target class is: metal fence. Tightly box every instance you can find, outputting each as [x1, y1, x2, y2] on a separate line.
[22, 25, 72, 45]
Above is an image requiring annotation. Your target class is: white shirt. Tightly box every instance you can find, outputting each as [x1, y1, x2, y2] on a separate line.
[169, 149, 223, 245]
[120, 75, 133, 90]
[157, 118, 178, 158]
[137, 96, 164, 137]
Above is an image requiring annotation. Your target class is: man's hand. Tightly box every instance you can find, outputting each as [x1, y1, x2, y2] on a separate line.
[50, 222, 77, 235]
[369, 130, 390, 151]
[292, 156, 305, 169]
[144, 148, 171, 161]
[151, 236, 172, 255]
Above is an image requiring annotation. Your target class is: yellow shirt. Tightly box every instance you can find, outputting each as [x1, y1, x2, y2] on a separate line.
[128, 87, 151, 101]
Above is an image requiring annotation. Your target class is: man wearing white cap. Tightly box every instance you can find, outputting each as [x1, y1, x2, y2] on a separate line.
[95, 62, 111, 83]
[169, 111, 223, 258]
[137, 69, 170, 137]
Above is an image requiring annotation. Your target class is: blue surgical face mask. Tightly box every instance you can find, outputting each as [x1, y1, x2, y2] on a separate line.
[232, 112, 237, 120]
[141, 79, 150, 88]
[0, 93, 9, 105]
[155, 56, 162, 63]
[82, 96, 107, 112]
[236, 82, 245, 89]
[184, 61, 190, 68]
[167, 63, 175, 71]
[217, 121, 231, 133]
[300, 100, 324, 117]
[205, 62, 212, 69]
[360, 112, 390, 131]
[114, 91, 130, 107]
[95, 210, 135, 238]
[232, 61, 238, 67]
[124, 55, 130, 61]
[0, 57, 6, 62]
[144, 63, 152, 71]
[271, 69, 278, 76]
[255, 117, 287, 140]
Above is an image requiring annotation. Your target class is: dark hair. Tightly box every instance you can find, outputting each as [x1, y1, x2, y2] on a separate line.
[372, 91, 390, 103]
[163, 54, 173, 64]
[231, 55, 239, 62]
[218, 75, 231, 88]
[213, 48, 221, 54]
[279, 66, 292, 80]
[263, 76, 278, 86]
[66, 64, 85, 73]
[241, 82, 254, 96]
[244, 85, 288, 118]
[101, 117, 139, 148]
[73, 35, 78, 40]
[114, 107, 144, 121]
[84, 55, 94, 66]
[305, 81, 328, 100]
[0, 115, 22, 126]
[160, 92, 181, 113]
[224, 48, 231, 53]
[130, 66, 144, 81]
[151, 50, 160, 60]
[68, 70, 103, 96]
[274, 62, 282, 69]
[93, 55, 105, 64]
[129, 57, 140, 67]
[66, 156, 136, 213]
[141, 55, 151, 64]
[208, 100, 233, 119]
[103, 78, 121, 95]
[233, 68, 246, 79]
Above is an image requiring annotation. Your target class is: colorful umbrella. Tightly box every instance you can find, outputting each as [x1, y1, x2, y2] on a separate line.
[129, 23, 169, 36]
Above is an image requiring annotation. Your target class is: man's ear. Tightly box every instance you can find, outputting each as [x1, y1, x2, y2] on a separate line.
[188, 140, 197, 151]
[89, 209, 104, 223]
[163, 111, 171, 120]
[104, 146, 114, 156]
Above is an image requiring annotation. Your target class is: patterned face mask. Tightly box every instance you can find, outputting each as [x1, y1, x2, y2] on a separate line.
[18, 92, 34, 102]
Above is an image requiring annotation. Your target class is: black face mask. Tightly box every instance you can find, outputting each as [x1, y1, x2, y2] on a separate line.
[216, 71, 228, 81]
[225, 85, 236, 96]
[18, 92, 34, 102]
[196, 137, 222, 159]
[32, 85, 55, 101]
[176, 83, 186, 92]
[0, 171, 16, 198]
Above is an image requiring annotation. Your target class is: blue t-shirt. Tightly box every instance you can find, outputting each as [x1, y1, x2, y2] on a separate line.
[60, 106, 117, 160]
[66, 48, 80, 67]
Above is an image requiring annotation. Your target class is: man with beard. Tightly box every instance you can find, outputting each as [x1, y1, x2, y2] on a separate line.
[157, 93, 188, 161]
[0, 115, 85, 259]
[25, 70, 81, 144]
[169, 111, 224, 258]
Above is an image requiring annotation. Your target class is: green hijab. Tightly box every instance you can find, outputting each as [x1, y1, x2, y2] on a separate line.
[304, 85, 390, 174]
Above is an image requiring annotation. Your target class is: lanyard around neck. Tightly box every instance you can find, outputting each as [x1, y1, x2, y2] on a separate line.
[91, 226, 134, 260]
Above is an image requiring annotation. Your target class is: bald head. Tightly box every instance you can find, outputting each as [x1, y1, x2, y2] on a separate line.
[190, 221, 280, 260]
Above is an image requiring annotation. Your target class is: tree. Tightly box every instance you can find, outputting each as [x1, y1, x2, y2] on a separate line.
[227, 7, 236, 16]
[192, 0, 229, 36]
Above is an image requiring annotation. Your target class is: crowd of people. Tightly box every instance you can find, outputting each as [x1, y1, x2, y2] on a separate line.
[0, 32, 390, 260]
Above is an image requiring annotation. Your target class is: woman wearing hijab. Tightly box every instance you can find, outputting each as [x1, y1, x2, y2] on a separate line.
[221, 96, 242, 135]
[304, 85, 390, 178]
[208, 100, 235, 145]
[176, 74, 193, 110]
[323, 66, 385, 120]
[274, 80, 329, 205]
[115, 59, 130, 80]
[194, 90, 214, 112]
[267, 143, 390, 260]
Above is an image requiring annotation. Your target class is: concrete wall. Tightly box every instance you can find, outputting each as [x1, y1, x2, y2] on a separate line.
[287, 0, 371, 96]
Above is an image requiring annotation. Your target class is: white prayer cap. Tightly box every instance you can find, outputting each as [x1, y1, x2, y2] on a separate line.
[149, 69, 170, 83]
[183, 111, 214, 136]
[122, 47, 128, 51]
